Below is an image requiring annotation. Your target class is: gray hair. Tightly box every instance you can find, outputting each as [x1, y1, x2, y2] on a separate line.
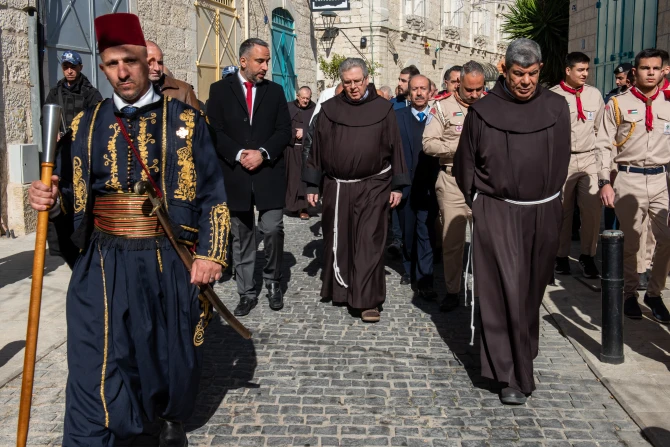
[505, 38, 542, 69]
[460, 60, 485, 78]
[339, 57, 369, 79]
[239, 38, 269, 59]
[379, 85, 393, 97]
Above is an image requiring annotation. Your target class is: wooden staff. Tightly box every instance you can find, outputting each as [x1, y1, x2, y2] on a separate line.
[17, 104, 63, 447]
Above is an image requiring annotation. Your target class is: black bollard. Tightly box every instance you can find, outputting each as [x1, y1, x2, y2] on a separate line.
[600, 230, 625, 364]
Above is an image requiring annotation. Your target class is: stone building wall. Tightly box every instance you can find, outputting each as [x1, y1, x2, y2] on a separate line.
[567, 0, 598, 85]
[135, 0, 199, 92]
[658, 0, 670, 53]
[0, 0, 36, 235]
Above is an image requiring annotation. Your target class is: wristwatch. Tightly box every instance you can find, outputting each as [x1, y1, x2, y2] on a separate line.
[259, 148, 269, 161]
[598, 179, 611, 189]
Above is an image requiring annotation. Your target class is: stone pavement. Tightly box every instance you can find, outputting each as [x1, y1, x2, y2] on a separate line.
[0, 215, 654, 446]
[544, 259, 670, 447]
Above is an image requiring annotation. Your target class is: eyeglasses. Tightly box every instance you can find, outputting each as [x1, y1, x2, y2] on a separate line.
[342, 78, 366, 87]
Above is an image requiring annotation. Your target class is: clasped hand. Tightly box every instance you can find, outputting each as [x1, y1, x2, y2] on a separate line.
[240, 149, 264, 171]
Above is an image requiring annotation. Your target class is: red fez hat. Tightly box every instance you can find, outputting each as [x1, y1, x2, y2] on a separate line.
[95, 13, 146, 54]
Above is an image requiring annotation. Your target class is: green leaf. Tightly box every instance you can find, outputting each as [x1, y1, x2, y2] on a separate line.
[501, 0, 569, 86]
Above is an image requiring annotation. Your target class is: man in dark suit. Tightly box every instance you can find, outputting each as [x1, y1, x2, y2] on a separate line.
[395, 74, 440, 299]
[208, 38, 292, 316]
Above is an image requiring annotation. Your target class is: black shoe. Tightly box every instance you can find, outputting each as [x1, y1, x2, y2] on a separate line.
[159, 420, 187, 447]
[416, 287, 437, 301]
[500, 387, 527, 405]
[624, 296, 642, 319]
[578, 254, 600, 279]
[439, 293, 459, 312]
[554, 257, 570, 275]
[400, 273, 411, 285]
[8, 230, 16, 239]
[637, 271, 649, 290]
[387, 239, 402, 257]
[643, 294, 670, 324]
[233, 297, 257, 317]
[266, 282, 284, 310]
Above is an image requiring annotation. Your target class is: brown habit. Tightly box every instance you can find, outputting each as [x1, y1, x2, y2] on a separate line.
[285, 99, 316, 212]
[304, 85, 409, 309]
[453, 77, 570, 394]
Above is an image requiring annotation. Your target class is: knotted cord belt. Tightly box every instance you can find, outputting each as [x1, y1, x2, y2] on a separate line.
[465, 190, 561, 345]
[94, 194, 164, 238]
[330, 165, 392, 288]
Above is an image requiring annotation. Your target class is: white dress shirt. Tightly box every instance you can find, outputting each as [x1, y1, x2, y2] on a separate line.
[235, 72, 269, 162]
[113, 86, 161, 111]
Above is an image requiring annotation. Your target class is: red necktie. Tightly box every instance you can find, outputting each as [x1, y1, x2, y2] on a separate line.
[559, 81, 587, 122]
[630, 86, 661, 132]
[244, 81, 253, 117]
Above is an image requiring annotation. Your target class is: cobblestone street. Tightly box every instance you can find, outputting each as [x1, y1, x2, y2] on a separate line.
[0, 215, 651, 446]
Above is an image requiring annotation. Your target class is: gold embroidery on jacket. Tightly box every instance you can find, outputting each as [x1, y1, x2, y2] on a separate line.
[73, 156, 87, 213]
[70, 111, 84, 141]
[138, 113, 159, 180]
[161, 98, 168, 210]
[104, 123, 122, 191]
[174, 109, 197, 201]
[208, 203, 231, 264]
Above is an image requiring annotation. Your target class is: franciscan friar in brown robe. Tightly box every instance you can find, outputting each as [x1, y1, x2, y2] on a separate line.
[304, 84, 409, 318]
[285, 98, 316, 214]
[454, 74, 570, 398]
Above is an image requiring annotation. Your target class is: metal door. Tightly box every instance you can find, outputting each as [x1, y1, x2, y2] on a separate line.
[44, 0, 130, 99]
[593, 0, 657, 96]
[195, 0, 240, 102]
[271, 8, 296, 101]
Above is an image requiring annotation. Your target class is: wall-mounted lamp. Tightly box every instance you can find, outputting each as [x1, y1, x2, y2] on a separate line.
[360, 37, 367, 49]
[392, 53, 399, 63]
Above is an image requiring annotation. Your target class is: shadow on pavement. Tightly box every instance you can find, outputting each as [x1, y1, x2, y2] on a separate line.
[186, 317, 258, 432]
[642, 426, 670, 447]
[0, 251, 65, 288]
[0, 340, 26, 368]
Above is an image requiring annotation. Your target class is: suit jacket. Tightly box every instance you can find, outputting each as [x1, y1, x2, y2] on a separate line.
[208, 76, 292, 211]
[395, 106, 439, 210]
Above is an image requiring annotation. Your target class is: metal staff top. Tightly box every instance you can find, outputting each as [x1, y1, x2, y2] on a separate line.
[42, 104, 63, 164]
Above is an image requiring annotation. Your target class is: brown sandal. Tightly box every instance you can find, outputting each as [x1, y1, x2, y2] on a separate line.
[361, 308, 380, 323]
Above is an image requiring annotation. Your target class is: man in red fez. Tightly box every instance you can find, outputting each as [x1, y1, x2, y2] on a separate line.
[28, 12, 229, 446]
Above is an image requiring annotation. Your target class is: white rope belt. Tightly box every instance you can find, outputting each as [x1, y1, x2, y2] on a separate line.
[331, 165, 392, 288]
[465, 190, 560, 345]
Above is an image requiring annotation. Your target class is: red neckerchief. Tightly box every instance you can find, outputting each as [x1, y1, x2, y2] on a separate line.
[630, 86, 661, 132]
[559, 81, 587, 121]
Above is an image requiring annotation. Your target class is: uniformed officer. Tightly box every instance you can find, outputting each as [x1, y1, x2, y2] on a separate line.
[423, 61, 486, 312]
[605, 62, 633, 103]
[598, 48, 670, 324]
[550, 52, 605, 278]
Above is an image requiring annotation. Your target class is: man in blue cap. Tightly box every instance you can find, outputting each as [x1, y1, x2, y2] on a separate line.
[44, 50, 103, 269]
[45, 50, 103, 128]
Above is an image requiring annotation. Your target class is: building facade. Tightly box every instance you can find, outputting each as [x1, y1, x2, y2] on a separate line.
[568, 0, 666, 95]
[0, 0, 508, 235]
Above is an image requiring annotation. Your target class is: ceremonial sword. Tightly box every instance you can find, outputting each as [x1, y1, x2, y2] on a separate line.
[134, 180, 252, 340]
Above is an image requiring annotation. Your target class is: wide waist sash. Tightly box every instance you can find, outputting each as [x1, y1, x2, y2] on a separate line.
[93, 193, 164, 238]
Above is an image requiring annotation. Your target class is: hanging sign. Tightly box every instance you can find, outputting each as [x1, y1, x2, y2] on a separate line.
[310, 0, 350, 12]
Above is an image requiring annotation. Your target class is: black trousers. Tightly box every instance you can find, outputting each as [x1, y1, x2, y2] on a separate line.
[231, 208, 284, 299]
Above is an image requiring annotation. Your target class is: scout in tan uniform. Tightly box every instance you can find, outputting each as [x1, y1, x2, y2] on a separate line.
[423, 61, 486, 312]
[598, 48, 670, 324]
[550, 52, 605, 278]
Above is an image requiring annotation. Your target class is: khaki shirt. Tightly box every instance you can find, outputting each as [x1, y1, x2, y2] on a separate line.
[596, 89, 670, 180]
[422, 94, 468, 166]
[549, 83, 604, 153]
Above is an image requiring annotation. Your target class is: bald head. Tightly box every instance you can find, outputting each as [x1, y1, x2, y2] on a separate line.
[146, 40, 164, 82]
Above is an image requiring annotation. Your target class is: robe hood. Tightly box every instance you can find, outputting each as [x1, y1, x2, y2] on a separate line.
[321, 83, 393, 127]
[470, 76, 566, 134]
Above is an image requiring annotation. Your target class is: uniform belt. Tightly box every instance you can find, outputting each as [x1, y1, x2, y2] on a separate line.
[93, 193, 165, 238]
[618, 164, 667, 175]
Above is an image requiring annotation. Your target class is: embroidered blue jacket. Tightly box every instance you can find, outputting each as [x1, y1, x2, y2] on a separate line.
[55, 96, 230, 266]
